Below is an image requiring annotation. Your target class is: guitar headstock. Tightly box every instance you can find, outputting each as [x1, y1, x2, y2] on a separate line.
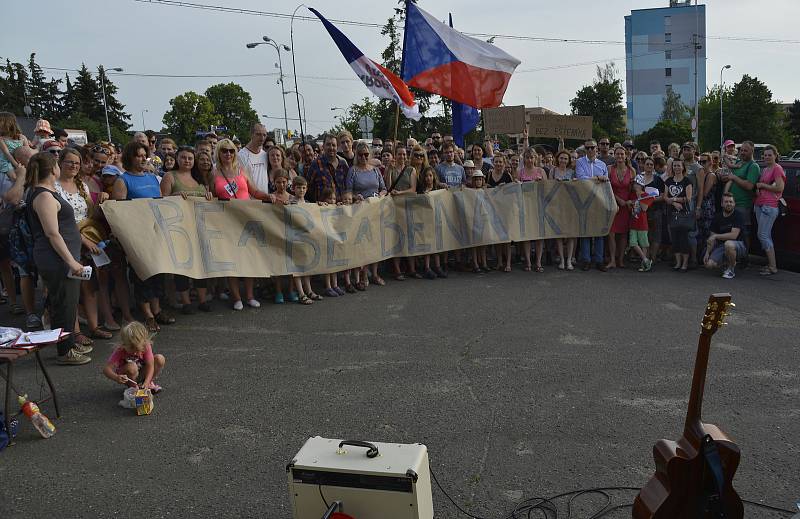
[701, 293, 734, 335]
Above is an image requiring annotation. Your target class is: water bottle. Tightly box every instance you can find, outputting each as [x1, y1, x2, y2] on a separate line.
[97, 240, 110, 250]
[18, 395, 56, 439]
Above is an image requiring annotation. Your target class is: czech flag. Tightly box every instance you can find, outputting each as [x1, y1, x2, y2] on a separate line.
[309, 8, 421, 121]
[401, 1, 521, 108]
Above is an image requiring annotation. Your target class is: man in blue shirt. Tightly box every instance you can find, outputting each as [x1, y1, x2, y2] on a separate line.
[575, 139, 610, 271]
[435, 142, 466, 188]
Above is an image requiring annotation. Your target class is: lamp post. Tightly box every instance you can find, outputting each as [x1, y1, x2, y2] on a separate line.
[719, 64, 731, 151]
[141, 109, 148, 132]
[331, 107, 346, 125]
[283, 90, 306, 136]
[100, 65, 124, 141]
[246, 38, 291, 138]
[290, 4, 307, 142]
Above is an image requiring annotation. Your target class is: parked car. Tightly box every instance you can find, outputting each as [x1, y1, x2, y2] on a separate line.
[752, 160, 800, 266]
[782, 150, 800, 161]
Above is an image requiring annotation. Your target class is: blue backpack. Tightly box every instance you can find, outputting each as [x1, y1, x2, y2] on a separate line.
[9, 205, 34, 271]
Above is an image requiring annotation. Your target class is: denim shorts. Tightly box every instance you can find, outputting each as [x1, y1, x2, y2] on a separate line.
[708, 241, 747, 265]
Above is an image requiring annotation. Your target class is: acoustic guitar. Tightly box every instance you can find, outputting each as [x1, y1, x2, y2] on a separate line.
[633, 293, 743, 519]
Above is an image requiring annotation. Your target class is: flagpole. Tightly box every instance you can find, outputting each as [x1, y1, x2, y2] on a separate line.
[393, 102, 400, 147]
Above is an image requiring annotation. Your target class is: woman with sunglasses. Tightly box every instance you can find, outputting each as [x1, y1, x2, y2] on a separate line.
[695, 152, 718, 259]
[212, 139, 273, 311]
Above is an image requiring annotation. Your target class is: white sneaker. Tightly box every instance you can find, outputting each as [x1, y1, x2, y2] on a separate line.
[247, 299, 261, 308]
[722, 269, 736, 279]
[232, 300, 244, 311]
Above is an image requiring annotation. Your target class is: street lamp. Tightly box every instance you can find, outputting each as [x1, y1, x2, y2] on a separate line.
[141, 108, 149, 132]
[290, 4, 307, 143]
[100, 65, 123, 141]
[283, 90, 307, 137]
[246, 37, 291, 138]
[331, 107, 346, 125]
[719, 64, 732, 151]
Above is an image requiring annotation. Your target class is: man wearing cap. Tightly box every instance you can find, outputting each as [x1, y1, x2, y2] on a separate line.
[575, 139, 609, 271]
[100, 165, 122, 198]
[41, 140, 63, 157]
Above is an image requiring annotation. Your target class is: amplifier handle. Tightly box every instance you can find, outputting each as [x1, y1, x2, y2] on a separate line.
[338, 440, 380, 458]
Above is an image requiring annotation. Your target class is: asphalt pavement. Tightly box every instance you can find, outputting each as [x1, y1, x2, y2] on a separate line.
[1, 260, 798, 518]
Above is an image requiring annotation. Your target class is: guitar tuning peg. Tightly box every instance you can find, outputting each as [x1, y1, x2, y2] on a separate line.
[726, 302, 736, 308]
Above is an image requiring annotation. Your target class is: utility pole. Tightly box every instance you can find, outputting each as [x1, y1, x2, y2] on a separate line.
[692, 0, 700, 146]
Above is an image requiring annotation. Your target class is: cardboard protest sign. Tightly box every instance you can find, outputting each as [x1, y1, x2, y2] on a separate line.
[101, 181, 617, 279]
[526, 113, 593, 140]
[483, 105, 527, 135]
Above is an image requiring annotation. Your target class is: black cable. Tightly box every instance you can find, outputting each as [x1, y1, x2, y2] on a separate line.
[318, 484, 329, 509]
[742, 499, 796, 514]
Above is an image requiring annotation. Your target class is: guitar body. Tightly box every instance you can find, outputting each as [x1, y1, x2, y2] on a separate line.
[633, 423, 743, 518]
[634, 293, 743, 519]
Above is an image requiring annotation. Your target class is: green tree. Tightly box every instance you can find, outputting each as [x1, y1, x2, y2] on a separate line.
[71, 64, 104, 120]
[204, 83, 259, 140]
[786, 99, 800, 149]
[570, 63, 626, 142]
[26, 53, 51, 118]
[162, 91, 221, 144]
[633, 120, 692, 151]
[0, 60, 28, 115]
[660, 90, 691, 125]
[698, 75, 790, 151]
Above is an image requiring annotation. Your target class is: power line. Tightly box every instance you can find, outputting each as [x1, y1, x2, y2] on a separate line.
[516, 43, 693, 73]
[133, 0, 800, 46]
[35, 65, 358, 82]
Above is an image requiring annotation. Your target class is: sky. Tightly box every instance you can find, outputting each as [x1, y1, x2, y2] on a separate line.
[1, 0, 797, 139]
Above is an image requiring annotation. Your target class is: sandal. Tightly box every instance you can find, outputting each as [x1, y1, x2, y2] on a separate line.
[298, 294, 314, 305]
[503, 266, 512, 273]
[145, 317, 160, 333]
[760, 268, 778, 276]
[309, 292, 323, 301]
[374, 277, 386, 286]
[394, 274, 406, 281]
[155, 312, 176, 325]
[75, 333, 93, 346]
[345, 284, 357, 294]
[89, 328, 113, 340]
[102, 322, 121, 332]
[10, 303, 25, 315]
[523, 266, 531, 272]
[535, 266, 544, 273]
[355, 282, 366, 291]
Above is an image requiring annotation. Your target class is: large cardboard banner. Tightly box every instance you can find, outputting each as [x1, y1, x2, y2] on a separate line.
[526, 113, 593, 140]
[101, 181, 617, 279]
[483, 105, 527, 135]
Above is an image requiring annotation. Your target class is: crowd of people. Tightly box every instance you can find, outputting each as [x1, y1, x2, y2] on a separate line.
[0, 111, 787, 371]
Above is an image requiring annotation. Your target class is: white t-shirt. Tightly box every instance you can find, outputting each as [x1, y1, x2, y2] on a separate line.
[237, 146, 269, 193]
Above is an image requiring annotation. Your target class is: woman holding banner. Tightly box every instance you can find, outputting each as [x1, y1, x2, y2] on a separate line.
[211, 139, 273, 310]
[517, 149, 546, 272]
[550, 150, 577, 270]
[112, 141, 176, 332]
[386, 144, 421, 280]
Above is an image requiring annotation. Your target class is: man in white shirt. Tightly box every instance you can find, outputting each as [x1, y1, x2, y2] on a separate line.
[575, 139, 610, 271]
[237, 123, 269, 193]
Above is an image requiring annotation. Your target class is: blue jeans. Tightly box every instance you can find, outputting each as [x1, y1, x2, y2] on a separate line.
[580, 237, 604, 264]
[754, 204, 779, 251]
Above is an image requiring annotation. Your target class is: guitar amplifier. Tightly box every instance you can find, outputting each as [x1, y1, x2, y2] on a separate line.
[287, 437, 434, 519]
